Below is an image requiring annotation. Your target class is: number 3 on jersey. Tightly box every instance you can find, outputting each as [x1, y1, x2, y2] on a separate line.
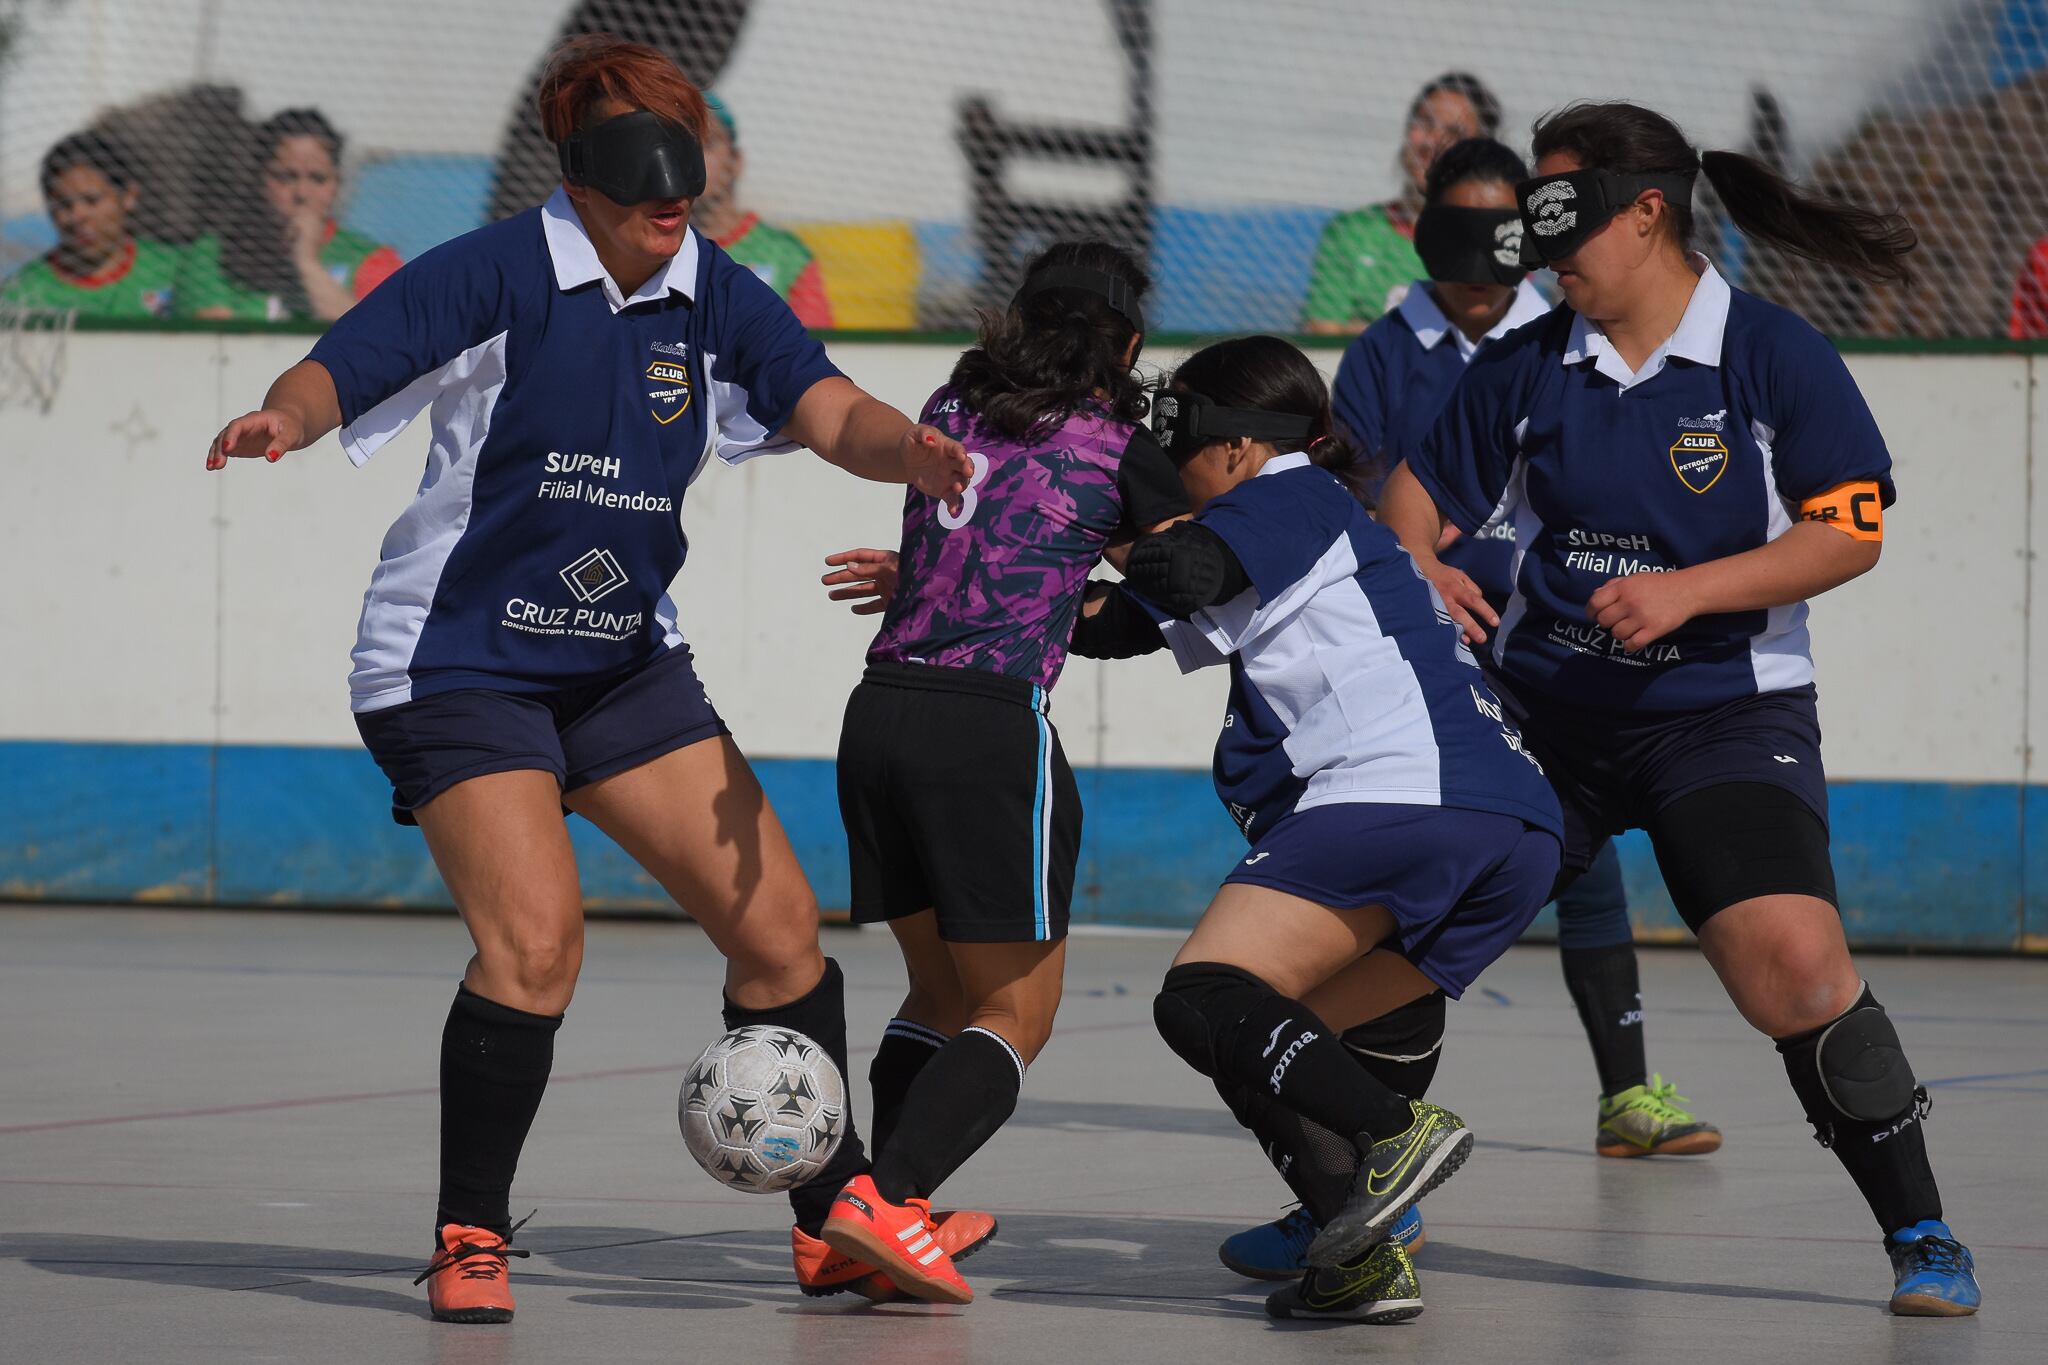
[938, 452, 991, 530]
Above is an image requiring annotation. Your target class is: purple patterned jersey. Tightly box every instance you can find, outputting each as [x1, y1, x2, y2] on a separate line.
[866, 386, 1187, 691]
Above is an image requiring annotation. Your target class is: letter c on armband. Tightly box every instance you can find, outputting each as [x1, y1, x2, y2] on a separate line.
[1797, 480, 1885, 543]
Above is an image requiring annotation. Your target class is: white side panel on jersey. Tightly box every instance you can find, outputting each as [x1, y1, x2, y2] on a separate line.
[1184, 533, 1446, 809]
[700, 349, 805, 470]
[346, 333, 510, 711]
[1747, 419, 1817, 696]
[1491, 453, 1539, 673]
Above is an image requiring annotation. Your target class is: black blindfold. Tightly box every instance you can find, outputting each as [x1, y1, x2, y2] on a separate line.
[1152, 391, 1314, 464]
[1015, 264, 1146, 337]
[1516, 168, 1696, 267]
[1415, 205, 1526, 287]
[558, 110, 707, 207]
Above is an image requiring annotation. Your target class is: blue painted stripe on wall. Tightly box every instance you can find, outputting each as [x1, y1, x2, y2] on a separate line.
[0, 740, 2031, 949]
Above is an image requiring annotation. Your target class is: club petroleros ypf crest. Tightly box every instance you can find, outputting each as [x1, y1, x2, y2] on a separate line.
[647, 340, 692, 425]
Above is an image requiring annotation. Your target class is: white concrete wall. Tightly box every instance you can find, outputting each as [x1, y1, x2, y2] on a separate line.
[0, 334, 2032, 791]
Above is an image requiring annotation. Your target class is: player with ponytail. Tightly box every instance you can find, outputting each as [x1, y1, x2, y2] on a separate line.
[1379, 101, 1978, 1316]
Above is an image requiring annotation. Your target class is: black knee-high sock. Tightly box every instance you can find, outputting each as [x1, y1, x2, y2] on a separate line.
[869, 1027, 1024, 1204]
[869, 1017, 947, 1155]
[1560, 943, 1649, 1097]
[1340, 992, 1447, 1100]
[1214, 1077, 1359, 1223]
[1774, 985, 1942, 1234]
[437, 985, 563, 1236]
[1157, 964, 1414, 1143]
[722, 958, 869, 1235]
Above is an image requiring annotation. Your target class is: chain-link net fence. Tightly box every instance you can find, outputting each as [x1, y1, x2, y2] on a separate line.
[2, 0, 2045, 338]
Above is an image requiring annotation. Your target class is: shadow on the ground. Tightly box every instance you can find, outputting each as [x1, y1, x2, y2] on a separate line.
[3, 1207, 1873, 1323]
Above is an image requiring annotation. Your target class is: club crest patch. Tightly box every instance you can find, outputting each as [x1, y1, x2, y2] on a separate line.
[646, 348, 693, 425]
[1670, 431, 1728, 494]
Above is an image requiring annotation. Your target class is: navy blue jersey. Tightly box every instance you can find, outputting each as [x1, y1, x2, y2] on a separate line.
[310, 189, 841, 712]
[1143, 453, 1561, 844]
[1332, 279, 1551, 606]
[1408, 264, 1893, 713]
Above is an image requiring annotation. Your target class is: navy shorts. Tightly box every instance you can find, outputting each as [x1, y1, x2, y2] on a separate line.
[354, 643, 729, 825]
[1223, 803, 1560, 998]
[1487, 673, 1834, 926]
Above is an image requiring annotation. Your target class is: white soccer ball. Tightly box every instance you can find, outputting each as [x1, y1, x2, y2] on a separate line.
[678, 1024, 846, 1193]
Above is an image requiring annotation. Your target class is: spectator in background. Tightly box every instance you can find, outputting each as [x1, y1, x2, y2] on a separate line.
[178, 109, 402, 322]
[2, 132, 182, 319]
[1302, 72, 1501, 335]
[692, 92, 834, 328]
[2010, 234, 2048, 338]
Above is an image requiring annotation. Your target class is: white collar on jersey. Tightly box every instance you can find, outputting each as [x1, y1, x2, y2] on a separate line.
[1399, 277, 1553, 359]
[1563, 253, 1730, 391]
[542, 186, 699, 313]
[1259, 451, 1313, 477]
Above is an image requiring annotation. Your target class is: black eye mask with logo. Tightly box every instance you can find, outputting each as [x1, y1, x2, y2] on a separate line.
[558, 110, 707, 206]
[1516, 168, 1696, 267]
[1415, 205, 1526, 287]
[1151, 391, 1314, 465]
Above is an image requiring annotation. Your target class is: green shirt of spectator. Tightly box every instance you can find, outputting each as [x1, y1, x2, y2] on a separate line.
[3, 238, 184, 319]
[695, 92, 835, 329]
[1303, 71, 1502, 335]
[1, 130, 182, 320]
[1302, 206, 1425, 333]
[176, 224, 399, 321]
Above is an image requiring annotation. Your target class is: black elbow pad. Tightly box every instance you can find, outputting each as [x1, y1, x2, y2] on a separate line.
[1123, 522, 1252, 619]
[1072, 583, 1166, 659]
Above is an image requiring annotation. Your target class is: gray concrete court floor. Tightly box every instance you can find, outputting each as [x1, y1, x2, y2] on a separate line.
[1, 905, 2044, 1364]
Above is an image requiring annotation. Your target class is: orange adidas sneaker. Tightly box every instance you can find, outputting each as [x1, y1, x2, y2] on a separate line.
[820, 1175, 973, 1304]
[862, 1209, 999, 1301]
[792, 1223, 893, 1300]
[794, 1208, 999, 1302]
[414, 1218, 531, 1324]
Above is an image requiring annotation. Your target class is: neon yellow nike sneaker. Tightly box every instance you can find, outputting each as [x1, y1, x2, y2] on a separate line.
[1266, 1240, 1423, 1322]
[1305, 1100, 1472, 1269]
[1596, 1075, 1723, 1158]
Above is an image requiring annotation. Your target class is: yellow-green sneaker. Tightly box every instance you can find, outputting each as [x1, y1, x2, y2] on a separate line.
[1266, 1240, 1423, 1322]
[1596, 1074, 1723, 1158]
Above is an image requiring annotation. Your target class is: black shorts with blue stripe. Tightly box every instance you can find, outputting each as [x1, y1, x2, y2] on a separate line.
[838, 662, 1080, 943]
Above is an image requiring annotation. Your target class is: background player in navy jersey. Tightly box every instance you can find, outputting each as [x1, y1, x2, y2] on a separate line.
[1216, 135, 1722, 1282]
[1380, 100, 1980, 1316]
[1069, 335, 1562, 1324]
[811, 242, 1186, 1303]
[203, 36, 978, 1325]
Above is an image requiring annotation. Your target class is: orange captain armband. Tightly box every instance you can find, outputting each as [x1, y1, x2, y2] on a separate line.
[1797, 481, 1885, 542]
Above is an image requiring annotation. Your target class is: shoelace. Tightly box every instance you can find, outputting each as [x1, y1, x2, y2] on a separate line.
[1908, 1235, 1971, 1277]
[1628, 1077, 1698, 1124]
[414, 1210, 536, 1286]
[1276, 1205, 1319, 1254]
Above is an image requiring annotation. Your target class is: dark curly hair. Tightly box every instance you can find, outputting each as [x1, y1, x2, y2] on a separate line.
[949, 240, 1149, 441]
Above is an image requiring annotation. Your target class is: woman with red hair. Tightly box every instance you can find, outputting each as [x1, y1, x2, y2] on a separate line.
[204, 35, 980, 1324]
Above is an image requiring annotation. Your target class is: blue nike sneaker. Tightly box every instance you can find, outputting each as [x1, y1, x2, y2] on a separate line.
[1219, 1206, 1425, 1280]
[1886, 1220, 1980, 1316]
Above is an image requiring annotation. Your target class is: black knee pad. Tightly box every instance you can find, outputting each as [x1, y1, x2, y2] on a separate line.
[1816, 986, 1918, 1123]
[1341, 991, 1446, 1060]
[1155, 962, 1269, 1078]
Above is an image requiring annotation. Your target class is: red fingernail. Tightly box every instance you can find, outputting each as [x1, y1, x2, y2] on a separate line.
[266, 449, 281, 462]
